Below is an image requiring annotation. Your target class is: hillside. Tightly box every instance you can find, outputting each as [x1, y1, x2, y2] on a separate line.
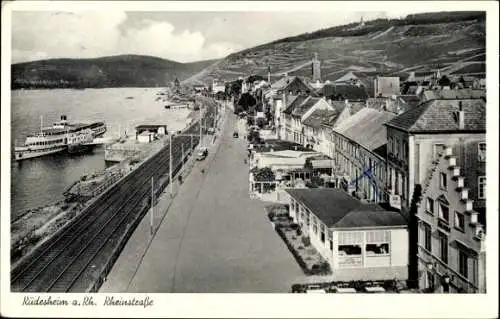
[184, 11, 485, 84]
[11, 55, 218, 89]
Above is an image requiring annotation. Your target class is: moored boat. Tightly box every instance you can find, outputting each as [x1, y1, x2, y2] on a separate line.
[14, 115, 107, 161]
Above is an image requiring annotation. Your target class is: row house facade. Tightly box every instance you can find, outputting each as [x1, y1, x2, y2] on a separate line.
[286, 96, 333, 147]
[263, 76, 311, 137]
[384, 98, 486, 216]
[416, 145, 486, 293]
[332, 108, 396, 203]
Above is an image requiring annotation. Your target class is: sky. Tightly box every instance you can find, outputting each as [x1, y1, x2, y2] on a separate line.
[11, 7, 443, 64]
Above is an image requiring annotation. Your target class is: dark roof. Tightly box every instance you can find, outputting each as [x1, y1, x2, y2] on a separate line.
[334, 108, 396, 151]
[135, 124, 167, 129]
[303, 109, 338, 128]
[323, 84, 369, 101]
[385, 98, 486, 132]
[291, 97, 320, 118]
[421, 88, 486, 101]
[285, 188, 407, 229]
[283, 95, 308, 115]
[334, 209, 408, 228]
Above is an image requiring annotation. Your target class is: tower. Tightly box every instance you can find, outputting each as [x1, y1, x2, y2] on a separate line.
[312, 53, 321, 82]
[360, 16, 365, 28]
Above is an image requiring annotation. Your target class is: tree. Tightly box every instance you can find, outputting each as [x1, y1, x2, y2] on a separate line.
[237, 92, 257, 111]
[253, 167, 275, 182]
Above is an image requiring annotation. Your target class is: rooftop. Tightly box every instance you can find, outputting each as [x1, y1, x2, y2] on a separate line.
[334, 108, 396, 151]
[291, 97, 321, 118]
[283, 95, 308, 115]
[303, 109, 339, 128]
[385, 98, 486, 132]
[285, 188, 407, 229]
[323, 84, 369, 101]
[421, 88, 486, 101]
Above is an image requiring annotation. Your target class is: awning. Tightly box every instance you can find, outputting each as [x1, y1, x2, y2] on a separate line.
[311, 159, 334, 169]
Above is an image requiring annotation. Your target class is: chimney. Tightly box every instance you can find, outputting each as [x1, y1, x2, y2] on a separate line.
[458, 101, 465, 129]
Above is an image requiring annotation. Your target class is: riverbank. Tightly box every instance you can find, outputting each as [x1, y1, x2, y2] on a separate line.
[10, 93, 216, 265]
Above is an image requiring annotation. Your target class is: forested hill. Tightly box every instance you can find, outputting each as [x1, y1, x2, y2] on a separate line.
[11, 55, 218, 89]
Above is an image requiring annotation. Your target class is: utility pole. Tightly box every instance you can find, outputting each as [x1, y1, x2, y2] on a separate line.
[169, 133, 173, 196]
[150, 176, 154, 235]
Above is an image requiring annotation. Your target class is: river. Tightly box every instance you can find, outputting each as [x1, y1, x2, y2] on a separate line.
[10, 88, 191, 219]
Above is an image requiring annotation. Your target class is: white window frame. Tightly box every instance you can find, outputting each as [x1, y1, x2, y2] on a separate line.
[454, 211, 465, 232]
[426, 197, 434, 215]
[438, 202, 450, 224]
[440, 172, 447, 190]
[478, 176, 486, 199]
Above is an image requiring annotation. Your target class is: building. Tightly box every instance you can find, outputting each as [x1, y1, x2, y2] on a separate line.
[302, 109, 338, 150]
[366, 95, 421, 115]
[211, 80, 226, 94]
[322, 83, 369, 102]
[286, 188, 409, 281]
[135, 124, 167, 137]
[264, 76, 312, 136]
[419, 88, 486, 102]
[415, 145, 486, 293]
[282, 94, 309, 142]
[374, 76, 400, 97]
[288, 96, 333, 146]
[332, 108, 396, 203]
[384, 98, 486, 215]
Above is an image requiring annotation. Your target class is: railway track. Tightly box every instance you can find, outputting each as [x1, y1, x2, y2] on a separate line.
[11, 119, 208, 292]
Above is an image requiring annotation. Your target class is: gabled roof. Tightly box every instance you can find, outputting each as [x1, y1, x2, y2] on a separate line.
[283, 95, 308, 115]
[285, 188, 407, 229]
[385, 98, 486, 133]
[303, 109, 338, 128]
[334, 108, 396, 151]
[270, 76, 311, 92]
[291, 97, 321, 118]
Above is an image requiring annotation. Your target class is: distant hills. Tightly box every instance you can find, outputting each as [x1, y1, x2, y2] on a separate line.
[12, 11, 486, 90]
[184, 11, 485, 84]
[11, 55, 218, 89]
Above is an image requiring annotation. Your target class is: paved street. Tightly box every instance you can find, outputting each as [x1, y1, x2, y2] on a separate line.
[101, 109, 304, 292]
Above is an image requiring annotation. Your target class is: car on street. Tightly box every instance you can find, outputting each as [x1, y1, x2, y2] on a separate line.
[196, 147, 208, 161]
[233, 131, 239, 138]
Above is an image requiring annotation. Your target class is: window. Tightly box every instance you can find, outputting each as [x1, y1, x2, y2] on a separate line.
[438, 232, 448, 264]
[366, 243, 389, 255]
[426, 198, 434, 215]
[320, 229, 325, 243]
[389, 138, 393, 153]
[440, 172, 447, 190]
[454, 211, 465, 232]
[422, 223, 432, 252]
[459, 250, 468, 279]
[402, 140, 408, 159]
[438, 203, 449, 223]
[434, 144, 446, 159]
[395, 139, 400, 156]
[478, 143, 486, 162]
[365, 230, 390, 256]
[338, 245, 362, 255]
[478, 176, 486, 199]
